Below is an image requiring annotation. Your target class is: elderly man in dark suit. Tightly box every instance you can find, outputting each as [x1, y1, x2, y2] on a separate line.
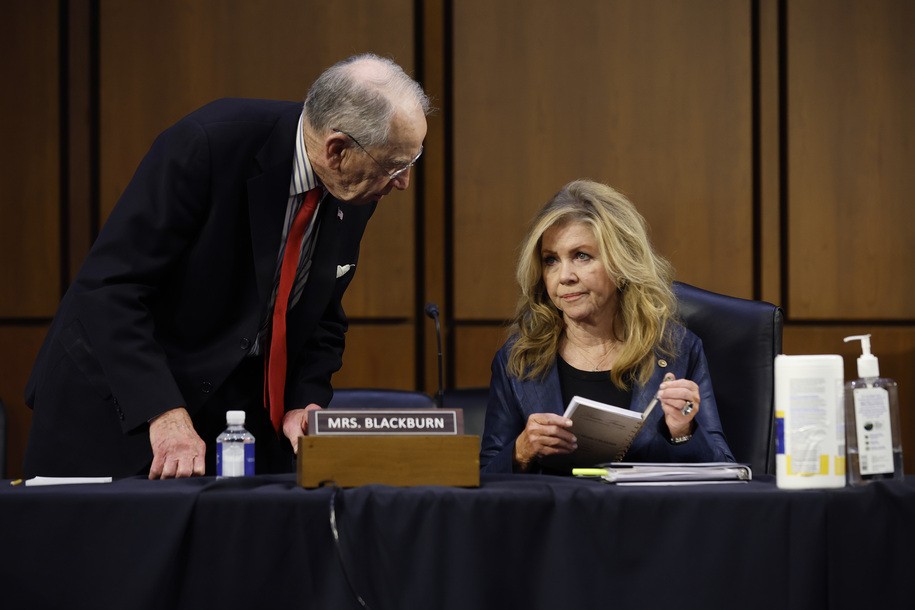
[23, 53, 430, 478]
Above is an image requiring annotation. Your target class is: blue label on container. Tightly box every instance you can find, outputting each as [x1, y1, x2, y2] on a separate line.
[216, 441, 255, 477]
[775, 415, 784, 455]
[245, 443, 255, 476]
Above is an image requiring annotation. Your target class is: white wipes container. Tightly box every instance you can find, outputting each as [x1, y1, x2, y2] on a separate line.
[774, 354, 846, 489]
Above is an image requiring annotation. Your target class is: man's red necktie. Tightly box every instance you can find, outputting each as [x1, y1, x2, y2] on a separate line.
[265, 189, 320, 431]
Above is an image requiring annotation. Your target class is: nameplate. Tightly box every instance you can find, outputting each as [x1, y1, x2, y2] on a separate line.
[308, 409, 464, 435]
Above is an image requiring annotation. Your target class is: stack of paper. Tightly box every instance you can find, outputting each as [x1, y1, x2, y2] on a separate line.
[573, 462, 752, 485]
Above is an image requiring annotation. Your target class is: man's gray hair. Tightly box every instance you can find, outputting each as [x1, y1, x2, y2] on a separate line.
[304, 53, 431, 146]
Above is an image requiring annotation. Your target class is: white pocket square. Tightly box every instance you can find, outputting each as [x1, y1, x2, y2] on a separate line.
[336, 264, 354, 278]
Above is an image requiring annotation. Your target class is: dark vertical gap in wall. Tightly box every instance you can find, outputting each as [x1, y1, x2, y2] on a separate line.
[750, 0, 762, 301]
[777, 0, 789, 318]
[443, 0, 455, 389]
[413, 0, 427, 391]
[89, 0, 101, 245]
[58, 0, 71, 298]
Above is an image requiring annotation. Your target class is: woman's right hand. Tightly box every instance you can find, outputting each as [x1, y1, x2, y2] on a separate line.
[513, 413, 577, 472]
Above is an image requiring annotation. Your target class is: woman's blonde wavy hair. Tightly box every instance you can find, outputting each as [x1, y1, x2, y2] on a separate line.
[507, 180, 677, 388]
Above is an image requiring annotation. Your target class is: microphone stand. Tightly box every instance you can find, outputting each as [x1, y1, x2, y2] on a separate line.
[425, 302, 444, 408]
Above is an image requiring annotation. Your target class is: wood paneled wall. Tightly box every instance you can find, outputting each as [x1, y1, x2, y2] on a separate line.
[780, 0, 915, 472]
[1, 0, 61, 479]
[451, 0, 755, 384]
[787, 1, 915, 320]
[0, 1, 60, 317]
[1, 0, 913, 477]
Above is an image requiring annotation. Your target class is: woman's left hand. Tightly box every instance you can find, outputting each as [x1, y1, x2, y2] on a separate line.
[656, 373, 699, 439]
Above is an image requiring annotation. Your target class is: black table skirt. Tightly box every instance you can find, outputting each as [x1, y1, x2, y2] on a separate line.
[1, 474, 913, 610]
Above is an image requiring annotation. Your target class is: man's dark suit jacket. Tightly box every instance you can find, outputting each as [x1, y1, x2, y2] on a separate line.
[23, 98, 374, 477]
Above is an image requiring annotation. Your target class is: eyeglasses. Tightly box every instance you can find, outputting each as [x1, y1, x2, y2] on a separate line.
[333, 128, 423, 180]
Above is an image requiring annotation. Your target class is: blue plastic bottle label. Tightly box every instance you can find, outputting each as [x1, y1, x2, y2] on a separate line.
[244, 443, 255, 476]
[775, 413, 784, 455]
[217, 441, 255, 477]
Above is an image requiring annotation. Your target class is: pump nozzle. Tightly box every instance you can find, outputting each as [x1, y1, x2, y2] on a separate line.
[844, 334, 879, 378]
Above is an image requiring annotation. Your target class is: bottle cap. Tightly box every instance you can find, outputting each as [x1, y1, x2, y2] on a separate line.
[226, 410, 246, 425]
[843, 334, 879, 378]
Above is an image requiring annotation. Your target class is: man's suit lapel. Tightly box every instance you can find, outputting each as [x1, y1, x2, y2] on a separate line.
[243, 105, 345, 361]
[286, 198, 343, 349]
[247, 108, 300, 305]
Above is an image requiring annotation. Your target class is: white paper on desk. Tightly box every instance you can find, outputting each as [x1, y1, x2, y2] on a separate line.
[24, 476, 113, 487]
[616, 479, 750, 486]
[596, 462, 752, 484]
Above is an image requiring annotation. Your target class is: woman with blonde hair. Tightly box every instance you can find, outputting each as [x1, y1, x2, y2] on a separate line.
[480, 180, 734, 473]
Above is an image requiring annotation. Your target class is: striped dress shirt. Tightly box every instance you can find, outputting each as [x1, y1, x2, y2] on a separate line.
[251, 109, 326, 355]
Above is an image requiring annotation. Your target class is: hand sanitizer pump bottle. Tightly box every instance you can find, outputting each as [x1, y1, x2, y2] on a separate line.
[843, 334, 904, 485]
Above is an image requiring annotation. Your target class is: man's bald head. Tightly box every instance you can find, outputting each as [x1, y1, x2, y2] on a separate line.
[304, 53, 431, 147]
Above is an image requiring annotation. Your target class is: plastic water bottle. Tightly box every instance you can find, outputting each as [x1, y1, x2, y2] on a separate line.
[216, 410, 255, 477]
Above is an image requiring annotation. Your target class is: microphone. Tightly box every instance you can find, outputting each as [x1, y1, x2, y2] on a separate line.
[425, 302, 444, 408]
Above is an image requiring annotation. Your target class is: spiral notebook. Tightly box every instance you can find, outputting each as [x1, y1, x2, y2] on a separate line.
[540, 395, 656, 470]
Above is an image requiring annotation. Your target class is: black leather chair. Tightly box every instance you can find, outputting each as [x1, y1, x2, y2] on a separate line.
[442, 387, 489, 438]
[327, 388, 437, 410]
[673, 282, 783, 474]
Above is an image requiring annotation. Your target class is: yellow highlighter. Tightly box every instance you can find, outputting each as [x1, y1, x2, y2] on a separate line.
[572, 468, 609, 477]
